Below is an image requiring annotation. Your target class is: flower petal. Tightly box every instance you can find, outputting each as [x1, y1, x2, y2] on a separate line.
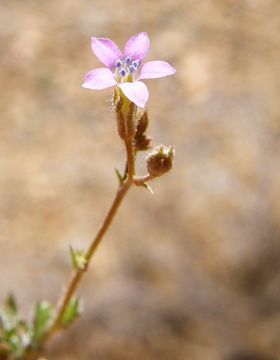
[119, 81, 149, 108]
[138, 61, 176, 80]
[91, 37, 122, 69]
[82, 68, 117, 90]
[124, 32, 150, 62]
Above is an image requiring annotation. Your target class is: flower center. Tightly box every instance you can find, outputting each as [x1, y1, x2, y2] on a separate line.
[115, 57, 140, 82]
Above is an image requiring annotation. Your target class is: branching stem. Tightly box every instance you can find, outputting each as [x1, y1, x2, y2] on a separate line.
[42, 137, 135, 345]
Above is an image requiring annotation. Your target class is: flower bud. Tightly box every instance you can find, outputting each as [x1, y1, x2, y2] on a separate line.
[134, 111, 151, 151]
[146, 145, 175, 177]
[136, 111, 149, 135]
[135, 134, 151, 151]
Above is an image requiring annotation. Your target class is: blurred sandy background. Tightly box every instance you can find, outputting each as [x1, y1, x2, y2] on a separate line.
[1, 0, 280, 359]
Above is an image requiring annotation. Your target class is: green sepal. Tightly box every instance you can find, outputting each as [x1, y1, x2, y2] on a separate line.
[60, 297, 82, 328]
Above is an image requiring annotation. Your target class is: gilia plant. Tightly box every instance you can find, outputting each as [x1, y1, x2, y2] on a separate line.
[0, 32, 175, 360]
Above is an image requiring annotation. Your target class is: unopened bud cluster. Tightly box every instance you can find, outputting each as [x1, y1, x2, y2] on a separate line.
[146, 145, 175, 177]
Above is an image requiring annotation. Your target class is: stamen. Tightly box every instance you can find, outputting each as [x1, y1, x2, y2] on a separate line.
[124, 56, 132, 65]
[115, 59, 122, 68]
[132, 60, 139, 68]
[119, 68, 127, 77]
[129, 65, 137, 73]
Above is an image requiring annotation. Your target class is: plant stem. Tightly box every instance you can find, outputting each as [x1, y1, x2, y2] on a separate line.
[133, 174, 154, 186]
[42, 138, 135, 345]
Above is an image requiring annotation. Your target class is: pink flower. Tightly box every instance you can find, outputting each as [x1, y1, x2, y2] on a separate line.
[82, 32, 176, 108]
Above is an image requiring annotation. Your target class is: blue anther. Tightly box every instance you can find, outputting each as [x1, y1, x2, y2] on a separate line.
[132, 60, 139, 68]
[119, 68, 127, 77]
[129, 65, 137, 73]
[115, 59, 122, 68]
[124, 56, 132, 65]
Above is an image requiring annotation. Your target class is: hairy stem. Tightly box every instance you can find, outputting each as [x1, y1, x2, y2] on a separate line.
[42, 137, 135, 345]
[133, 174, 154, 186]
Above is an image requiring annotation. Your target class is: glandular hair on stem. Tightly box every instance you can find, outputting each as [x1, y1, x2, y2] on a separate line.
[116, 97, 136, 142]
[116, 96, 129, 141]
[126, 102, 136, 140]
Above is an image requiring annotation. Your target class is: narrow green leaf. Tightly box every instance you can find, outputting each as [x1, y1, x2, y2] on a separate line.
[32, 301, 53, 342]
[5, 295, 17, 315]
[0, 297, 31, 358]
[70, 247, 87, 271]
[0, 296, 19, 332]
[60, 297, 82, 328]
[141, 182, 154, 194]
[115, 168, 124, 184]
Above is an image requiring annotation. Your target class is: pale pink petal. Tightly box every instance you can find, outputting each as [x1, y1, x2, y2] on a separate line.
[124, 32, 150, 62]
[82, 68, 117, 90]
[91, 37, 122, 69]
[138, 61, 176, 80]
[119, 81, 149, 108]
